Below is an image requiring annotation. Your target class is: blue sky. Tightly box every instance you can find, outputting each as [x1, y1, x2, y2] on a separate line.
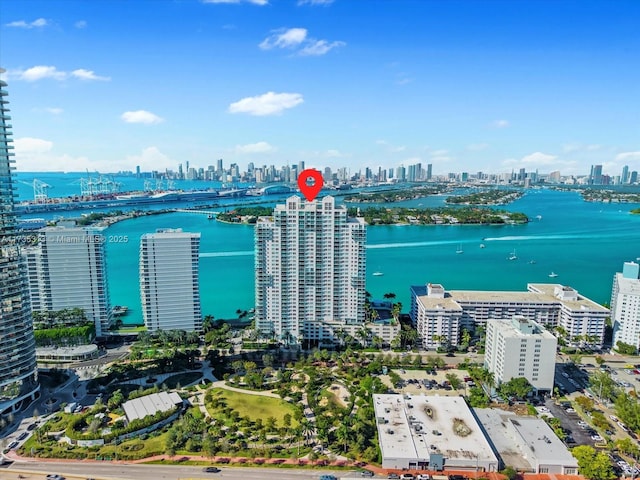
[1, 0, 639, 176]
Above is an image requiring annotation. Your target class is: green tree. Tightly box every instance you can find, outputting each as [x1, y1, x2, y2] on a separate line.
[445, 373, 463, 390]
[572, 445, 616, 480]
[500, 466, 518, 480]
[615, 341, 637, 355]
[498, 377, 533, 399]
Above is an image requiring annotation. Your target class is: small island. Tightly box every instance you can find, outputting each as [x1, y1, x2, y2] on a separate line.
[445, 189, 524, 205]
[216, 206, 273, 224]
[581, 189, 640, 203]
[344, 185, 451, 203]
[347, 206, 528, 225]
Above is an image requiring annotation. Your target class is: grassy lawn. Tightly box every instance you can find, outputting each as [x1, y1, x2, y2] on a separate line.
[164, 371, 202, 389]
[211, 388, 298, 427]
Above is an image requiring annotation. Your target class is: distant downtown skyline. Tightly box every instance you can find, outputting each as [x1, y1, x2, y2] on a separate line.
[1, 1, 639, 174]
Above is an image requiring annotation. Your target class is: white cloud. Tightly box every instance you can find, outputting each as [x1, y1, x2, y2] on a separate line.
[396, 75, 414, 86]
[298, 39, 345, 56]
[75, 20, 88, 29]
[71, 69, 111, 81]
[234, 141, 276, 154]
[20, 66, 67, 82]
[467, 143, 489, 151]
[490, 119, 510, 128]
[259, 28, 344, 56]
[14, 137, 54, 154]
[325, 149, 350, 158]
[430, 149, 448, 157]
[259, 28, 308, 50]
[202, 0, 268, 4]
[376, 140, 406, 153]
[520, 152, 557, 165]
[13, 137, 92, 172]
[228, 91, 303, 116]
[126, 147, 174, 170]
[9, 65, 110, 82]
[562, 143, 602, 153]
[45, 107, 64, 115]
[616, 151, 640, 162]
[298, 0, 334, 4]
[121, 110, 164, 124]
[6, 18, 48, 28]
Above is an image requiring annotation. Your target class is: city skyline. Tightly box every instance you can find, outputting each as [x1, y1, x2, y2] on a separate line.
[1, 0, 639, 174]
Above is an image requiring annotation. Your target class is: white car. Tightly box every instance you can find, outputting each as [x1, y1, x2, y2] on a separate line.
[538, 406, 550, 412]
[591, 435, 603, 442]
[610, 415, 619, 422]
[566, 408, 576, 413]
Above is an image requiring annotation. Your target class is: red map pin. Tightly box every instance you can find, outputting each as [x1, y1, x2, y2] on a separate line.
[297, 169, 324, 202]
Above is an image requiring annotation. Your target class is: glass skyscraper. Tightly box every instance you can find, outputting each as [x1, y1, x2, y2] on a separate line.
[0, 71, 39, 415]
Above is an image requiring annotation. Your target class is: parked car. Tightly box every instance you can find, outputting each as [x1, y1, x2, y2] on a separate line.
[388, 474, 400, 479]
[360, 471, 375, 477]
[203, 467, 221, 473]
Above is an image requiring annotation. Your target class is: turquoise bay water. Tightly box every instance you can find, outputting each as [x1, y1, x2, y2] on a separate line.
[102, 189, 640, 325]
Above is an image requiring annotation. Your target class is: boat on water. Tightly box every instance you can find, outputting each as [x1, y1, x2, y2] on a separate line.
[529, 260, 537, 264]
[372, 272, 384, 276]
[536, 215, 542, 220]
[549, 272, 558, 278]
[480, 243, 485, 248]
[456, 244, 464, 254]
[207, 214, 214, 220]
[508, 249, 518, 260]
[112, 305, 129, 316]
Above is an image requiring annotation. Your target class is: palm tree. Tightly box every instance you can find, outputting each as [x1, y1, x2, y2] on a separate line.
[335, 423, 351, 452]
[356, 327, 371, 347]
[383, 292, 397, 301]
[301, 420, 315, 446]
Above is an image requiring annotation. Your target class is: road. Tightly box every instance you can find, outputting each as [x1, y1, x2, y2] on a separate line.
[3, 461, 364, 480]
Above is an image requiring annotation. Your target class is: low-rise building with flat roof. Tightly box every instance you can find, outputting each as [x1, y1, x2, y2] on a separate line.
[474, 408, 578, 475]
[373, 394, 499, 472]
[122, 391, 183, 423]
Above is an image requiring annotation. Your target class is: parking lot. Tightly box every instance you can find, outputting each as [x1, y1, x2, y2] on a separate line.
[544, 397, 596, 447]
[380, 367, 474, 396]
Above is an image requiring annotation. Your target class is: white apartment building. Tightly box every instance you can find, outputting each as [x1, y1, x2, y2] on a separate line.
[484, 317, 557, 393]
[410, 283, 608, 349]
[254, 196, 366, 345]
[611, 261, 640, 351]
[139, 229, 202, 332]
[24, 227, 112, 337]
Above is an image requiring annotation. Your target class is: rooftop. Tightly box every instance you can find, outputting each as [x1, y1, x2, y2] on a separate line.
[615, 271, 640, 296]
[475, 408, 578, 470]
[493, 317, 556, 340]
[122, 391, 182, 423]
[412, 283, 608, 313]
[373, 394, 498, 464]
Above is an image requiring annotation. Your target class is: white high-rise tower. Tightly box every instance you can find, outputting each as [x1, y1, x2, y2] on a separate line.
[255, 196, 366, 345]
[0, 72, 40, 414]
[24, 227, 112, 336]
[140, 229, 202, 332]
[611, 261, 640, 351]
